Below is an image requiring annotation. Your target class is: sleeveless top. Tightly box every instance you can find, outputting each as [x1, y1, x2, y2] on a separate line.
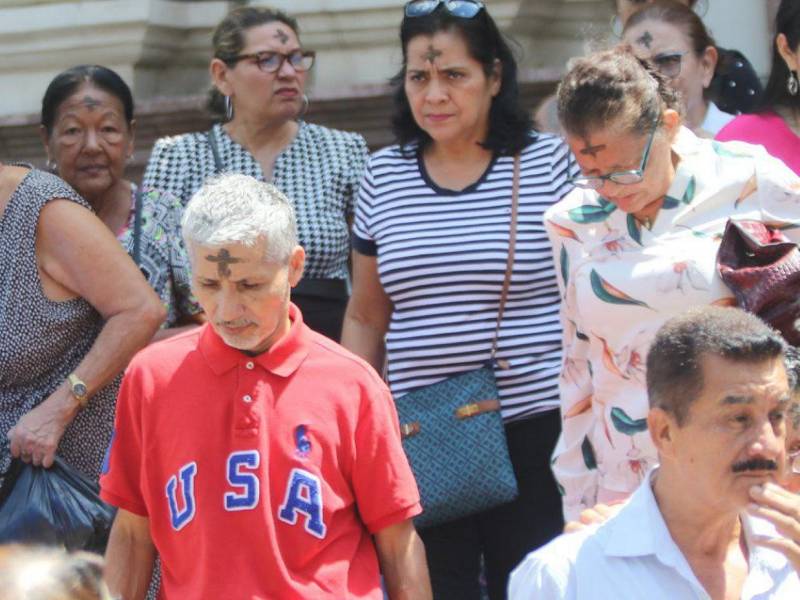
[0, 168, 119, 486]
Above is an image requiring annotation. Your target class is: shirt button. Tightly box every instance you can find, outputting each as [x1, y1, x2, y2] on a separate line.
[245, 361, 255, 370]
[243, 394, 253, 403]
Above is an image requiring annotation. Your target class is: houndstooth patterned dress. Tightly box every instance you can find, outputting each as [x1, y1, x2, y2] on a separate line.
[143, 121, 369, 281]
[0, 168, 119, 488]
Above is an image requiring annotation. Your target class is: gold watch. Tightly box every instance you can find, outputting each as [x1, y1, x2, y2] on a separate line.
[67, 373, 89, 408]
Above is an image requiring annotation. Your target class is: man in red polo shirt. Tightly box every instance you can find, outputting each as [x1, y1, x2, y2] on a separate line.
[101, 174, 431, 599]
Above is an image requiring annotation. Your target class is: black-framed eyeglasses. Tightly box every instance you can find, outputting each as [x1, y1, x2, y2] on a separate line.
[568, 116, 660, 190]
[228, 50, 316, 73]
[405, 0, 485, 18]
[651, 51, 688, 79]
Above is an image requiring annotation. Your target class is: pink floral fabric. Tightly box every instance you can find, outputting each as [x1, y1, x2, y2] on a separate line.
[546, 127, 800, 519]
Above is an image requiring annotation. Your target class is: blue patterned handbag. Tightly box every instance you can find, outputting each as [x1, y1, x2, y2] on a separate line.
[395, 156, 521, 529]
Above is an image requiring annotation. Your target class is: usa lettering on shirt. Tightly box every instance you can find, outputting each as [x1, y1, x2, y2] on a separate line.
[164, 451, 326, 538]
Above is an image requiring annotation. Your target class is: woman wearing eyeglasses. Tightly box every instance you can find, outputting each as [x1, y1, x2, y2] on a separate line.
[143, 6, 368, 341]
[342, 1, 574, 597]
[547, 44, 800, 522]
[622, 1, 733, 136]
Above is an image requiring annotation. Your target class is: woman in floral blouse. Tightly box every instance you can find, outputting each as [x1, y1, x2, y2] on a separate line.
[548, 46, 800, 520]
[40, 65, 202, 337]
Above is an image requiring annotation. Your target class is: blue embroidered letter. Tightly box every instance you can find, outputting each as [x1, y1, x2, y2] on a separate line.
[224, 451, 260, 511]
[277, 468, 326, 538]
[165, 462, 198, 531]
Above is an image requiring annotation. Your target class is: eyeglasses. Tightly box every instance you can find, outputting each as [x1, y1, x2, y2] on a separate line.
[651, 51, 688, 79]
[228, 50, 316, 73]
[405, 0, 485, 18]
[568, 117, 660, 190]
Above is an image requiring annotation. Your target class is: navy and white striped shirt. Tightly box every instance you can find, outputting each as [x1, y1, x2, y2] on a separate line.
[353, 134, 575, 420]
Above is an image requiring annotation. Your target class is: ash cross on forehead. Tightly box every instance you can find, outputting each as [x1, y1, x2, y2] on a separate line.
[205, 248, 244, 278]
[82, 95, 102, 109]
[424, 45, 442, 64]
[274, 28, 289, 44]
[580, 142, 606, 158]
[637, 31, 654, 49]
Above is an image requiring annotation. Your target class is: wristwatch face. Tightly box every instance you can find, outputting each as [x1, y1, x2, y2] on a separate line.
[72, 382, 88, 398]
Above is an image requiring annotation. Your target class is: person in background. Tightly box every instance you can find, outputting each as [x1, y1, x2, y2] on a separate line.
[143, 6, 368, 341]
[509, 307, 800, 599]
[623, 1, 733, 136]
[40, 65, 203, 337]
[0, 544, 113, 600]
[341, 1, 574, 597]
[0, 160, 163, 479]
[101, 174, 430, 600]
[615, 0, 761, 115]
[717, 0, 800, 176]
[547, 45, 800, 520]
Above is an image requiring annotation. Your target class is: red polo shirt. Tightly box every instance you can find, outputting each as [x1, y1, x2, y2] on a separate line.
[101, 304, 421, 599]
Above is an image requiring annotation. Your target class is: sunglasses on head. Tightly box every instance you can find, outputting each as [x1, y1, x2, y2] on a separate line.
[404, 0, 485, 19]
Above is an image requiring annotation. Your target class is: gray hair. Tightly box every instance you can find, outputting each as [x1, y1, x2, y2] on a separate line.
[181, 174, 298, 264]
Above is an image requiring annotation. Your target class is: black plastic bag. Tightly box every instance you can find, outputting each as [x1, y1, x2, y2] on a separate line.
[0, 457, 116, 553]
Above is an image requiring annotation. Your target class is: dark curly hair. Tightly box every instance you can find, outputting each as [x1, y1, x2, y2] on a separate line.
[557, 45, 683, 138]
[391, 4, 532, 156]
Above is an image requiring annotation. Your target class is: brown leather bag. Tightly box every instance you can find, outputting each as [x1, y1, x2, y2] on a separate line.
[717, 219, 800, 345]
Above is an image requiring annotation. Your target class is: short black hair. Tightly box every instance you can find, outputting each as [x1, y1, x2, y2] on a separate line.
[646, 307, 786, 425]
[390, 4, 532, 156]
[41, 65, 134, 136]
[759, 0, 800, 113]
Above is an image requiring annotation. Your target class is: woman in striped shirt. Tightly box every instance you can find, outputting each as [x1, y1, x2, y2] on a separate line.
[341, 2, 574, 598]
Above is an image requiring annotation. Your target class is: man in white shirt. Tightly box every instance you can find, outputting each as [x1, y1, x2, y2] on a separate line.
[509, 306, 800, 599]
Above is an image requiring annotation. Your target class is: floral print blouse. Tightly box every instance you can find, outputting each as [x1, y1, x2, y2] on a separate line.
[545, 127, 800, 520]
[117, 184, 201, 328]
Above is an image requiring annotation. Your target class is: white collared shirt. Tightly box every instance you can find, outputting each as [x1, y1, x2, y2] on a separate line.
[700, 101, 735, 137]
[508, 471, 800, 599]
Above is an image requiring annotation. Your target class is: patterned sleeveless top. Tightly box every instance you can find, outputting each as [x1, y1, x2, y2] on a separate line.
[0, 168, 119, 486]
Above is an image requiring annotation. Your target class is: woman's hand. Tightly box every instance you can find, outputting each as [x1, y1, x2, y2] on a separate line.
[748, 482, 800, 573]
[563, 500, 626, 533]
[8, 385, 79, 468]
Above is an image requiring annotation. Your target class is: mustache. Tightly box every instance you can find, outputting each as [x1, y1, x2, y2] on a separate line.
[731, 458, 778, 473]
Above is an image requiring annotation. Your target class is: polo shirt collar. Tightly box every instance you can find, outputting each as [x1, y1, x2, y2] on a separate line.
[199, 302, 310, 377]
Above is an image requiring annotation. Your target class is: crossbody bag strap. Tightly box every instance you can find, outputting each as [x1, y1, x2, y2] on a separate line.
[132, 189, 144, 266]
[208, 127, 224, 174]
[490, 154, 521, 363]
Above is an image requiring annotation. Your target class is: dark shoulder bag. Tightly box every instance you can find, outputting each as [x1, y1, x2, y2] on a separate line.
[394, 155, 521, 529]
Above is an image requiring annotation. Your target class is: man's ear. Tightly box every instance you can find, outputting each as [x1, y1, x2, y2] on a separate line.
[648, 406, 678, 459]
[288, 245, 306, 287]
